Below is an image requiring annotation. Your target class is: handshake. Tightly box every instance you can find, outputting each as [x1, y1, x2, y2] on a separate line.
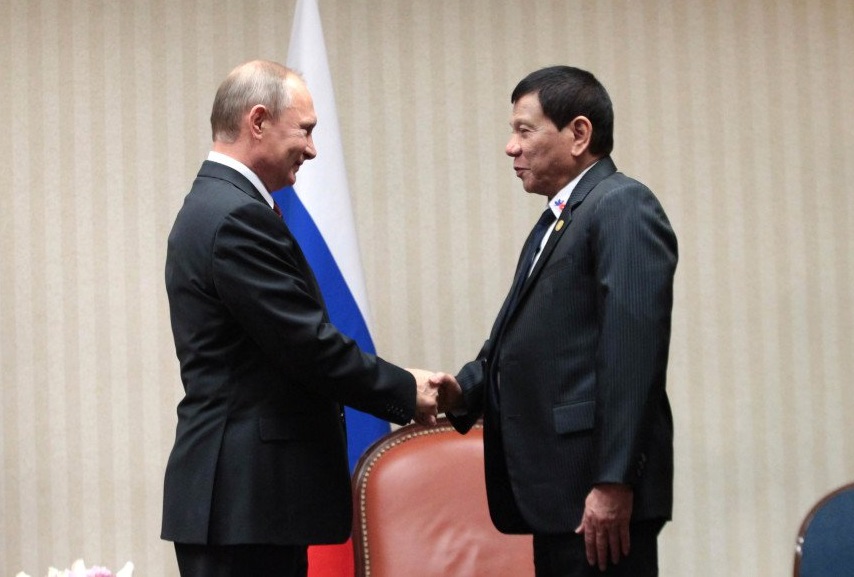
[405, 368, 464, 427]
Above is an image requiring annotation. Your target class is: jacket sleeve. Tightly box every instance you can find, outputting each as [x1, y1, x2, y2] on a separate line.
[590, 182, 678, 484]
[212, 201, 416, 425]
[447, 341, 491, 434]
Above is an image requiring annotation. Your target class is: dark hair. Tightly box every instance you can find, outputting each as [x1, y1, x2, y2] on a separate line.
[511, 66, 614, 156]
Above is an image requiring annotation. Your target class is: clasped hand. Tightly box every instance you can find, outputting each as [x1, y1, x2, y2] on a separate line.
[405, 369, 464, 427]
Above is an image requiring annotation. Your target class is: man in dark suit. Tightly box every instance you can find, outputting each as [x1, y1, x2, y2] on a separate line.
[434, 66, 678, 576]
[161, 60, 438, 577]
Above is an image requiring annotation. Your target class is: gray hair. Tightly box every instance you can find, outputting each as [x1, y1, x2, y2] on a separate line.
[210, 60, 298, 143]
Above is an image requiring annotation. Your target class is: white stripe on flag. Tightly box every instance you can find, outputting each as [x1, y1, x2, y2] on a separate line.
[286, 0, 372, 331]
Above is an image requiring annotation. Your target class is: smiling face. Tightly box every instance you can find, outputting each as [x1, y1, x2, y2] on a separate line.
[254, 78, 318, 192]
[505, 92, 582, 199]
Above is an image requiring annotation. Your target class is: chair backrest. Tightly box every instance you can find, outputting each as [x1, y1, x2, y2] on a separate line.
[352, 418, 534, 577]
[794, 481, 854, 577]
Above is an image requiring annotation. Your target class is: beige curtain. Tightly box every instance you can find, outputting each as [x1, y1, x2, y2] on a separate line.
[2, 1, 853, 575]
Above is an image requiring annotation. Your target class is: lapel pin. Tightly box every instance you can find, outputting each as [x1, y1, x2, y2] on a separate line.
[555, 220, 565, 232]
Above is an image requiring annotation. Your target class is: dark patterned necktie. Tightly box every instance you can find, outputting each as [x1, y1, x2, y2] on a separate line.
[504, 208, 555, 316]
[273, 202, 283, 218]
[488, 208, 556, 409]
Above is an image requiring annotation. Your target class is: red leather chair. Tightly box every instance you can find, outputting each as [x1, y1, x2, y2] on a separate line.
[352, 418, 534, 577]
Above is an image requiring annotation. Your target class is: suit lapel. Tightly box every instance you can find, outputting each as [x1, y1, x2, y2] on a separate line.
[518, 157, 618, 298]
[198, 160, 328, 309]
[490, 157, 619, 343]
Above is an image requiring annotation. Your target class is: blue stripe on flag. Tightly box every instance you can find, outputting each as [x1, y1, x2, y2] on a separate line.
[272, 186, 390, 470]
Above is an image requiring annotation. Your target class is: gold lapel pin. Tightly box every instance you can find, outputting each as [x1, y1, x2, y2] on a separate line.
[555, 220, 565, 232]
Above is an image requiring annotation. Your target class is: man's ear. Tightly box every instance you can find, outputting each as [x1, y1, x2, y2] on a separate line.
[248, 105, 269, 140]
[568, 115, 593, 156]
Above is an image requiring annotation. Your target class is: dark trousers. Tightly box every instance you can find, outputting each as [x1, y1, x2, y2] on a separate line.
[533, 520, 664, 577]
[174, 543, 308, 577]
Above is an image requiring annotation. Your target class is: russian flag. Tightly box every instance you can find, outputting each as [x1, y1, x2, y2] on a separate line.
[274, 0, 387, 575]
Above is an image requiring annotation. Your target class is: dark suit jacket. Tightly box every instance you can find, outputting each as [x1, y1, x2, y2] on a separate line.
[450, 157, 677, 535]
[161, 161, 415, 546]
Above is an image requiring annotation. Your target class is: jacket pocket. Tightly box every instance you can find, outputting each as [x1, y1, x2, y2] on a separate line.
[553, 400, 595, 435]
[539, 254, 576, 281]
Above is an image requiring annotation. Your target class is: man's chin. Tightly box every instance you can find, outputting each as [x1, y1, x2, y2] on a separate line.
[518, 178, 532, 192]
[276, 175, 297, 190]
[522, 184, 549, 197]
[519, 177, 541, 195]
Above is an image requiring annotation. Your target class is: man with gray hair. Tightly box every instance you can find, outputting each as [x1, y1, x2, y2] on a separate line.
[161, 60, 438, 577]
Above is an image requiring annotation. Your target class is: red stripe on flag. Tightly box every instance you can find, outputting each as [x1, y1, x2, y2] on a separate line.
[308, 541, 355, 577]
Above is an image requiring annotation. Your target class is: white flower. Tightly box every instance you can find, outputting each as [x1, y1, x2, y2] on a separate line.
[16, 559, 133, 577]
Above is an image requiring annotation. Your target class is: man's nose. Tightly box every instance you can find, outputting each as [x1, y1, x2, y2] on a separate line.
[505, 135, 520, 157]
[305, 136, 317, 159]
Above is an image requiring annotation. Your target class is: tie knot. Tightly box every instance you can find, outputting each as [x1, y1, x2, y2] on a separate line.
[536, 208, 556, 230]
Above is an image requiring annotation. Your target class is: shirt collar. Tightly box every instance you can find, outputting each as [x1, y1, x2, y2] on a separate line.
[207, 151, 275, 209]
[546, 160, 599, 218]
